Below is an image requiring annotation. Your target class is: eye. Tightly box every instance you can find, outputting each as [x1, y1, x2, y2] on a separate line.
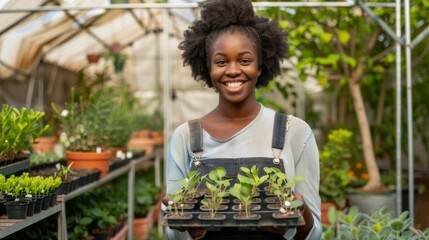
[215, 59, 227, 66]
[240, 59, 252, 65]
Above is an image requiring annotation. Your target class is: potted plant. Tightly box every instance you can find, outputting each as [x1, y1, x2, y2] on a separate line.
[263, 167, 304, 209]
[198, 167, 231, 221]
[103, 85, 135, 158]
[323, 206, 429, 239]
[31, 116, 59, 154]
[230, 166, 267, 219]
[0, 104, 49, 167]
[103, 42, 128, 73]
[319, 129, 354, 225]
[3, 175, 29, 219]
[52, 88, 115, 178]
[90, 205, 117, 240]
[134, 174, 160, 240]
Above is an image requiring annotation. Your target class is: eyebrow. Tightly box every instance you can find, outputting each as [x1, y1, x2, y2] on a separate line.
[213, 51, 255, 57]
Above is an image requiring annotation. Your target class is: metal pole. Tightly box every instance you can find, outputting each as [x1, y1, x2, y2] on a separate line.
[162, 6, 171, 199]
[127, 160, 135, 240]
[404, 0, 414, 223]
[395, 0, 402, 217]
[358, 0, 404, 45]
[0, 1, 399, 13]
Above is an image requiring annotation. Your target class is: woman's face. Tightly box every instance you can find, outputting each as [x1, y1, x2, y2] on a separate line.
[209, 31, 261, 104]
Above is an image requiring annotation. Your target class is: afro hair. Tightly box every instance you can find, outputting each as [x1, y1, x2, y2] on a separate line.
[179, 0, 288, 88]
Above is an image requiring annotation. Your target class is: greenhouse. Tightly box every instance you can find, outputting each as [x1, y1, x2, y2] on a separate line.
[0, 0, 428, 239]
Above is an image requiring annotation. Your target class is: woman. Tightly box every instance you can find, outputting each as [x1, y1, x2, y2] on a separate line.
[165, 0, 321, 239]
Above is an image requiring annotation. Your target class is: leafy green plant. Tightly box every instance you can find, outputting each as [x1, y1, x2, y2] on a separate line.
[166, 170, 205, 216]
[0, 104, 49, 161]
[201, 166, 231, 217]
[230, 165, 268, 217]
[319, 129, 354, 207]
[56, 162, 75, 182]
[323, 206, 429, 239]
[29, 176, 44, 198]
[69, 215, 93, 240]
[237, 165, 269, 197]
[166, 187, 187, 217]
[179, 170, 204, 200]
[90, 206, 116, 232]
[263, 166, 304, 209]
[229, 182, 254, 217]
[135, 175, 160, 217]
[29, 152, 62, 166]
[52, 88, 115, 152]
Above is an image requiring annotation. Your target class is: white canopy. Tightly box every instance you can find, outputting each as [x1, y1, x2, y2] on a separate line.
[0, 0, 219, 130]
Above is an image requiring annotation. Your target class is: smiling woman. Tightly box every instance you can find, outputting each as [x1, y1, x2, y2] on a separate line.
[164, 0, 322, 239]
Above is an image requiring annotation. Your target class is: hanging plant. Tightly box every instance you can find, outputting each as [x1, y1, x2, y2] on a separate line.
[86, 53, 101, 64]
[104, 42, 128, 73]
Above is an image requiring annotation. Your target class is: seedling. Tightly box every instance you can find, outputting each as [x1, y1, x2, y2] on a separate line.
[201, 166, 231, 217]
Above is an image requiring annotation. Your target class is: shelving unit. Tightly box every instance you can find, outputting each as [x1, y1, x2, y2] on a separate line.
[0, 153, 159, 239]
[0, 158, 30, 176]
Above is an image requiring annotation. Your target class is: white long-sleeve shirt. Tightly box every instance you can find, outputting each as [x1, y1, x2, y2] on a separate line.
[166, 105, 322, 240]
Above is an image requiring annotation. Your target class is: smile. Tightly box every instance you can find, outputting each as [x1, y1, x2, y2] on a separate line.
[224, 81, 245, 88]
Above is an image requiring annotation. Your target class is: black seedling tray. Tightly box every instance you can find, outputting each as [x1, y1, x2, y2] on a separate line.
[163, 192, 305, 231]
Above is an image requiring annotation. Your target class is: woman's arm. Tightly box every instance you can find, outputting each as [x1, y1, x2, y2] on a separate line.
[294, 131, 322, 239]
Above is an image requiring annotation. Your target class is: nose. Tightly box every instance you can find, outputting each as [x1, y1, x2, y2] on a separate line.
[225, 62, 241, 77]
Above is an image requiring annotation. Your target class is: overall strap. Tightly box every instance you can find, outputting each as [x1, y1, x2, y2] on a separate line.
[272, 112, 289, 150]
[188, 119, 204, 153]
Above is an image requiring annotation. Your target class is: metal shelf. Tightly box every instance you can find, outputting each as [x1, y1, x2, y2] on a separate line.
[0, 153, 158, 240]
[0, 204, 62, 239]
[0, 158, 30, 176]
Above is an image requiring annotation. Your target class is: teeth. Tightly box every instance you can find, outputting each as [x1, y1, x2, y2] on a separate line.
[225, 82, 243, 88]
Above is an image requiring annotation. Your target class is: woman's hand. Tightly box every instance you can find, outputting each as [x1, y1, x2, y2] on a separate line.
[162, 197, 206, 239]
[293, 193, 314, 239]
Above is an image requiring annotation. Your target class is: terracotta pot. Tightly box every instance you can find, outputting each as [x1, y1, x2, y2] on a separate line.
[127, 138, 155, 156]
[65, 151, 111, 178]
[110, 223, 127, 240]
[133, 209, 153, 240]
[131, 129, 152, 138]
[151, 131, 164, 145]
[152, 189, 165, 224]
[87, 53, 101, 63]
[32, 136, 57, 153]
[321, 202, 339, 226]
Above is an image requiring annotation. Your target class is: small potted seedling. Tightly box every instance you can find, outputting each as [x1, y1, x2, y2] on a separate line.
[165, 188, 193, 224]
[198, 167, 231, 223]
[229, 182, 261, 222]
[3, 175, 29, 219]
[237, 165, 269, 197]
[179, 170, 205, 204]
[263, 167, 304, 209]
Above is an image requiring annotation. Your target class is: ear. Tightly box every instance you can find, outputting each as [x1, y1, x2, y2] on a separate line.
[257, 68, 262, 77]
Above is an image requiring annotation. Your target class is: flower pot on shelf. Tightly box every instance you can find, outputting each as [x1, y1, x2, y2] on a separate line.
[133, 208, 153, 240]
[31, 136, 57, 154]
[5, 201, 29, 219]
[110, 223, 127, 240]
[66, 151, 111, 178]
[127, 138, 155, 156]
[321, 202, 338, 226]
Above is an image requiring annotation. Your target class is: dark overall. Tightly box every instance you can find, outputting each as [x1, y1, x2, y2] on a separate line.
[188, 113, 290, 240]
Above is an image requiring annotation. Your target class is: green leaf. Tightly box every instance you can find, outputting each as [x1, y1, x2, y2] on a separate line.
[338, 30, 350, 44]
[322, 33, 333, 43]
[341, 55, 357, 67]
[390, 220, 404, 231]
